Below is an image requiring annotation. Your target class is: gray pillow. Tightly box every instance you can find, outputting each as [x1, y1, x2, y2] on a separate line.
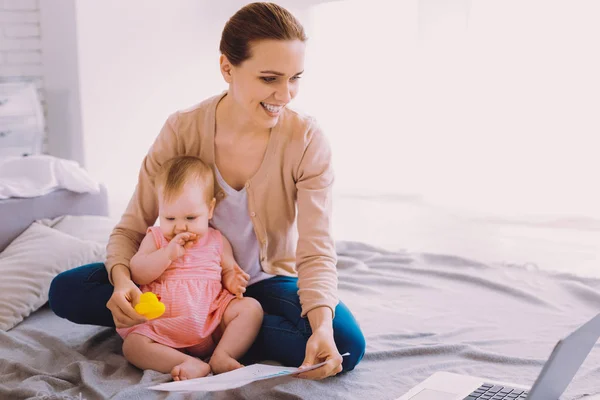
[0, 222, 105, 331]
[38, 214, 118, 245]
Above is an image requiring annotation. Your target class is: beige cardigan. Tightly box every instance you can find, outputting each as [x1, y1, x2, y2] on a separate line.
[105, 92, 338, 317]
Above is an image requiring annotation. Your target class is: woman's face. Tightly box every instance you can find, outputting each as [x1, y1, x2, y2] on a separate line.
[221, 39, 305, 129]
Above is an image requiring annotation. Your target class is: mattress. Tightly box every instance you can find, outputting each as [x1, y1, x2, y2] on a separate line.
[1, 240, 599, 399]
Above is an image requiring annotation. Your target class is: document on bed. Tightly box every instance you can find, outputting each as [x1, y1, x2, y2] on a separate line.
[149, 353, 350, 392]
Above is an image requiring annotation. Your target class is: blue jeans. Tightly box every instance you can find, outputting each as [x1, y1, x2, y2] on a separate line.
[49, 263, 366, 371]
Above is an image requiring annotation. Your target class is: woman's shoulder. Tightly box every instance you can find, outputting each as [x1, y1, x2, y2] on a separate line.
[177, 92, 223, 117]
[280, 107, 325, 145]
[276, 108, 333, 175]
[278, 108, 331, 163]
[163, 92, 224, 136]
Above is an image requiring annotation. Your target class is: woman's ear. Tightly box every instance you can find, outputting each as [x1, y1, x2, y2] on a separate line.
[220, 54, 233, 83]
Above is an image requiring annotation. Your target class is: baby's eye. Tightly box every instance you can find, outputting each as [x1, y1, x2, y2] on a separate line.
[187, 216, 197, 221]
[166, 217, 175, 221]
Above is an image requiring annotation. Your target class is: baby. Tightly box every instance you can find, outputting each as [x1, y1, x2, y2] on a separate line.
[117, 156, 263, 380]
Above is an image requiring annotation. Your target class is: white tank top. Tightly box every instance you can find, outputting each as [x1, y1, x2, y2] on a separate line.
[210, 166, 274, 286]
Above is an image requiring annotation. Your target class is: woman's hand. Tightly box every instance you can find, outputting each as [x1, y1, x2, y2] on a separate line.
[296, 326, 343, 380]
[222, 264, 250, 299]
[106, 265, 148, 328]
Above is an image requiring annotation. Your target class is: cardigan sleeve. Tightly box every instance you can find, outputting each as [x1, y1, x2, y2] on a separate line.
[294, 121, 339, 317]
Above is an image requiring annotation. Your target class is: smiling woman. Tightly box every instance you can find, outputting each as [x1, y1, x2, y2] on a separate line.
[49, 1, 365, 382]
[216, 38, 306, 135]
[218, 5, 307, 128]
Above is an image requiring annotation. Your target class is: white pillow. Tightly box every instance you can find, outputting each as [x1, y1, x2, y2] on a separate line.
[38, 214, 118, 245]
[0, 222, 105, 331]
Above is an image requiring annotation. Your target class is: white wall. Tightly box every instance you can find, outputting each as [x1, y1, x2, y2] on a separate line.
[74, 1, 237, 215]
[39, 0, 83, 164]
[295, 0, 600, 219]
[0, 0, 45, 140]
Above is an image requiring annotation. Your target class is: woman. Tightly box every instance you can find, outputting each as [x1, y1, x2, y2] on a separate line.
[49, 2, 365, 380]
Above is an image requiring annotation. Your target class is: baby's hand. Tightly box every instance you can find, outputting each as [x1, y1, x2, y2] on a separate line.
[222, 264, 250, 299]
[166, 232, 197, 260]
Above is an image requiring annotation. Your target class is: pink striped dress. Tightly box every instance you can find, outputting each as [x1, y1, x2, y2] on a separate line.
[117, 227, 235, 354]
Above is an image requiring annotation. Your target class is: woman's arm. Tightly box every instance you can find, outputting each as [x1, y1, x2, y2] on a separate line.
[294, 121, 343, 380]
[105, 113, 181, 284]
[307, 306, 333, 330]
[111, 263, 132, 285]
[294, 121, 339, 325]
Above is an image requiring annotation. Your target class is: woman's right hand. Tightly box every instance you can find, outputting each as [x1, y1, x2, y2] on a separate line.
[106, 276, 148, 328]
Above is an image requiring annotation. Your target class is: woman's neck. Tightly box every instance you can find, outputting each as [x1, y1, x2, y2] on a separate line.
[216, 93, 267, 138]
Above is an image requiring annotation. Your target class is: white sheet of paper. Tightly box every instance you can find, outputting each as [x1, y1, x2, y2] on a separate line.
[149, 353, 350, 392]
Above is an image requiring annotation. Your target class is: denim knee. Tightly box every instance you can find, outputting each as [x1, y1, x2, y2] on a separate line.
[341, 327, 366, 372]
[48, 263, 104, 319]
[48, 272, 69, 318]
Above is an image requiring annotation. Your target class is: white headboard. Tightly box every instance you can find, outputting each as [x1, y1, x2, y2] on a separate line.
[0, 185, 109, 252]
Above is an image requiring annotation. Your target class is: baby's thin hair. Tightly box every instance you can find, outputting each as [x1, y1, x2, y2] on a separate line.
[155, 156, 214, 204]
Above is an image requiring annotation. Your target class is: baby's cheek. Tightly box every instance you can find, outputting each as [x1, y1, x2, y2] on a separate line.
[160, 224, 173, 239]
[197, 219, 209, 232]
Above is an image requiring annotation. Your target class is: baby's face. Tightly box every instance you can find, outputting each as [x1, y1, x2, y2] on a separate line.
[158, 182, 215, 241]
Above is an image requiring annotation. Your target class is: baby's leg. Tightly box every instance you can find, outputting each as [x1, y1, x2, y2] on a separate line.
[123, 333, 210, 381]
[209, 297, 263, 374]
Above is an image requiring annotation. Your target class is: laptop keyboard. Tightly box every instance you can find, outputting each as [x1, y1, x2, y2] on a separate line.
[464, 383, 529, 400]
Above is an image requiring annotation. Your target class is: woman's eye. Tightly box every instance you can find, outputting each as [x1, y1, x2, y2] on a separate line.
[260, 77, 276, 83]
[291, 75, 302, 81]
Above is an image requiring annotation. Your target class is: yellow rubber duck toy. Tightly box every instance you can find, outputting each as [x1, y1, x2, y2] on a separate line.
[134, 292, 165, 320]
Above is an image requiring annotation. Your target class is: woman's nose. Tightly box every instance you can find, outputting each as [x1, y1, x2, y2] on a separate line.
[275, 82, 292, 103]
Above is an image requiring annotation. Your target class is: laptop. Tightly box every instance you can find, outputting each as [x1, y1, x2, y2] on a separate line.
[396, 312, 600, 400]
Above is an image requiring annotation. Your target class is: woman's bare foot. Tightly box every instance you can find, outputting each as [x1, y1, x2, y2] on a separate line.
[209, 349, 243, 375]
[171, 358, 211, 381]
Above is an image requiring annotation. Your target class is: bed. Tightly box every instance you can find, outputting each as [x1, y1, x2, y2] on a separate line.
[1, 189, 599, 400]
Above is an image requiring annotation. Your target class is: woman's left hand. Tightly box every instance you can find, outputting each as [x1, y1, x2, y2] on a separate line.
[296, 326, 343, 380]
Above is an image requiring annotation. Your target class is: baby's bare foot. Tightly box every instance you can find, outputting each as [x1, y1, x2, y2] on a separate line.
[171, 358, 211, 381]
[209, 349, 243, 375]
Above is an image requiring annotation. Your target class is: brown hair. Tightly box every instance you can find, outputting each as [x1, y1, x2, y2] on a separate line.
[155, 156, 214, 204]
[220, 2, 307, 66]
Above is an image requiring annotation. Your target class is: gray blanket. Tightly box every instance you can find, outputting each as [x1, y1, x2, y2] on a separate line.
[1, 241, 599, 400]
